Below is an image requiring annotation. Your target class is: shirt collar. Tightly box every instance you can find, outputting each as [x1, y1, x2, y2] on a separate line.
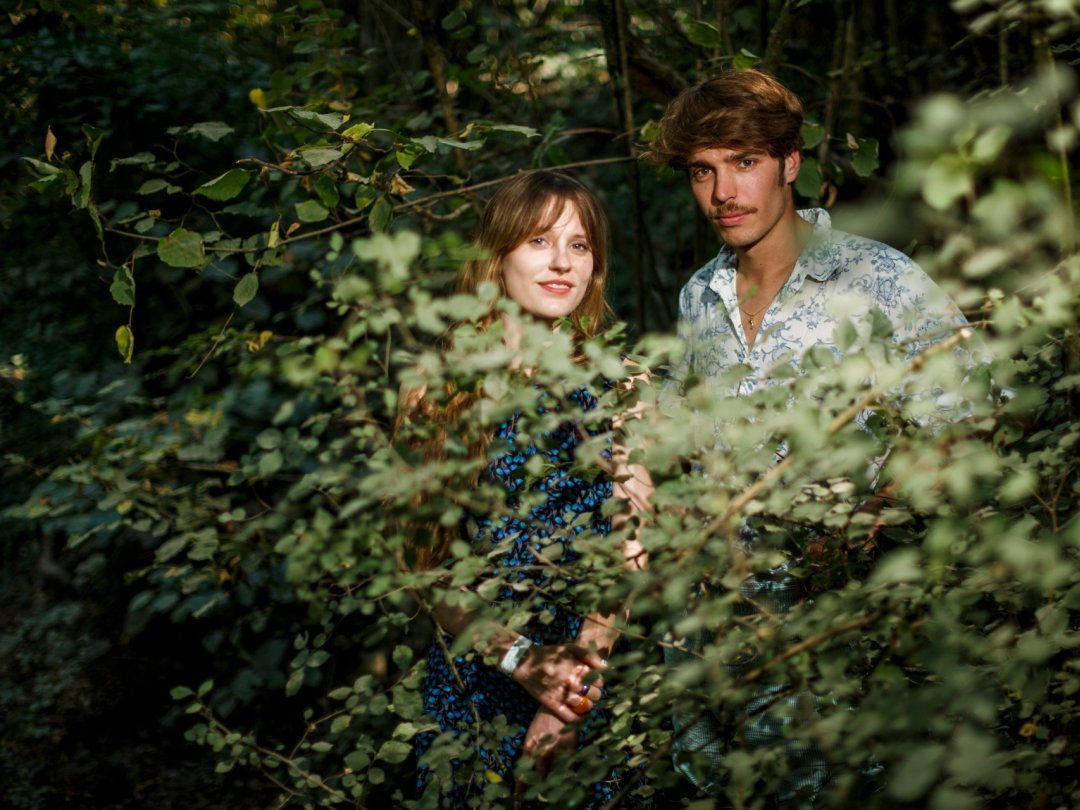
[704, 207, 839, 297]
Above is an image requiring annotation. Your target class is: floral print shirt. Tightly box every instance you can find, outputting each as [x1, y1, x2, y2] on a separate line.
[675, 207, 971, 399]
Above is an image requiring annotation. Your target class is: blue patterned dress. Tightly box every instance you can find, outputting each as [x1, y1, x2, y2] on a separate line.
[414, 387, 626, 808]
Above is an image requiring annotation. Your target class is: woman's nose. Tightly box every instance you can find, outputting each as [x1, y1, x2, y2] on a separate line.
[550, 244, 571, 271]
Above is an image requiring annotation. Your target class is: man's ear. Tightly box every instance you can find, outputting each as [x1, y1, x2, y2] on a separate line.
[783, 150, 801, 186]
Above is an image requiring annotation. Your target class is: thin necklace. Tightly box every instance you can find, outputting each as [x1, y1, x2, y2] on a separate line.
[738, 300, 771, 330]
[737, 258, 797, 331]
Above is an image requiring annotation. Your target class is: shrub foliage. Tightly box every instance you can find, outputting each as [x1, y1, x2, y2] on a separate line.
[3, 0, 1079, 807]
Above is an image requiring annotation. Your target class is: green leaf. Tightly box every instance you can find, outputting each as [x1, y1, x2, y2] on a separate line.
[354, 186, 377, 211]
[341, 122, 375, 142]
[369, 196, 392, 233]
[82, 124, 104, 159]
[888, 744, 945, 801]
[259, 449, 283, 477]
[137, 179, 170, 195]
[802, 121, 826, 149]
[851, 136, 880, 177]
[194, 169, 250, 201]
[110, 270, 135, 306]
[158, 228, 205, 268]
[395, 147, 420, 170]
[74, 162, 92, 209]
[869, 549, 923, 585]
[298, 147, 343, 168]
[684, 19, 720, 48]
[732, 49, 761, 70]
[295, 199, 329, 223]
[314, 174, 340, 208]
[344, 751, 370, 771]
[352, 230, 421, 278]
[392, 645, 413, 669]
[488, 124, 540, 138]
[375, 739, 411, 765]
[110, 152, 156, 169]
[234, 272, 259, 307]
[22, 157, 63, 177]
[285, 668, 304, 696]
[437, 137, 484, 151]
[170, 686, 194, 700]
[290, 109, 344, 130]
[971, 125, 1012, 163]
[115, 324, 134, 364]
[442, 6, 466, 30]
[795, 157, 823, 199]
[188, 121, 235, 142]
[923, 155, 973, 210]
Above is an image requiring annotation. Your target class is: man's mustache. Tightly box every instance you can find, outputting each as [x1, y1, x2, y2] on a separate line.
[710, 204, 758, 217]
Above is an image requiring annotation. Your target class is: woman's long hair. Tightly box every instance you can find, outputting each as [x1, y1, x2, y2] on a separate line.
[398, 170, 612, 569]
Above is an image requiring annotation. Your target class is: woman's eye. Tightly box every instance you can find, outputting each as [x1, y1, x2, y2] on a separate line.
[571, 242, 590, 252]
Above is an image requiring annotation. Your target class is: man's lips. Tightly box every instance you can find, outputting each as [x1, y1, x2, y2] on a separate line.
[538, 280, 575, 294]
[712, 207, 756, 226]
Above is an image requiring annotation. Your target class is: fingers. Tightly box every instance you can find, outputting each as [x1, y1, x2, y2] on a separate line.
[567, 644, 608, 671]
[567, 670, 604, 702]
[540, 693, 584, 724]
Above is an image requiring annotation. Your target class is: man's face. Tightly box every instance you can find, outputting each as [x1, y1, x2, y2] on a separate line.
[686, 146, 801, 253]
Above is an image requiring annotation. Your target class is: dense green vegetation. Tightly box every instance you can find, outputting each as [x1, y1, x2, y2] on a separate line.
[2, 1, 1078, 807]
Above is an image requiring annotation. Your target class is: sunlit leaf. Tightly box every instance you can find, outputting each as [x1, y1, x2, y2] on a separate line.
[114, 324, 134, 364]
[233, 272, 259, 307]
[298, 147, 343, 168]
[341, 122, 375, 142]
[923, 155, 973, 209]
[187, 121, 235, 142]
[295, 199, 329, 223]
[158, 228, 205, 267]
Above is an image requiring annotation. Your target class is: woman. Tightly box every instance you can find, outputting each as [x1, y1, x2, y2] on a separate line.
[400, 170, 651, 807]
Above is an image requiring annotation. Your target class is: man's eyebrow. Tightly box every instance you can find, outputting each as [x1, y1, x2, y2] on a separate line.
[726, 150, 764, 162]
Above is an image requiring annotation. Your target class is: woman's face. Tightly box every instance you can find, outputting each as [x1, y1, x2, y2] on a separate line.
[501, 201, 594, 323]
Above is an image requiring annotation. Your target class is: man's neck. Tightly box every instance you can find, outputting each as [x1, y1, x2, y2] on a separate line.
[734, 210, 810, 286]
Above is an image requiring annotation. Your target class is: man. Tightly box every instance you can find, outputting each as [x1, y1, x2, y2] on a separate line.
[646, 70, 973, 804]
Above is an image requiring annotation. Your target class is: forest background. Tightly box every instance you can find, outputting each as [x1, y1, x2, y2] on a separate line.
[2, 0, 1079, 808]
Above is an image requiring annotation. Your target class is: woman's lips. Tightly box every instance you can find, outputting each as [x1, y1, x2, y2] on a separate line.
[539, 281, 574, 294]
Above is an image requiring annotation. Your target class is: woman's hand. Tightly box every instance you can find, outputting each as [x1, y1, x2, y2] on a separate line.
[511, 643, 605, 724]
[523, 706, 579, 777]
